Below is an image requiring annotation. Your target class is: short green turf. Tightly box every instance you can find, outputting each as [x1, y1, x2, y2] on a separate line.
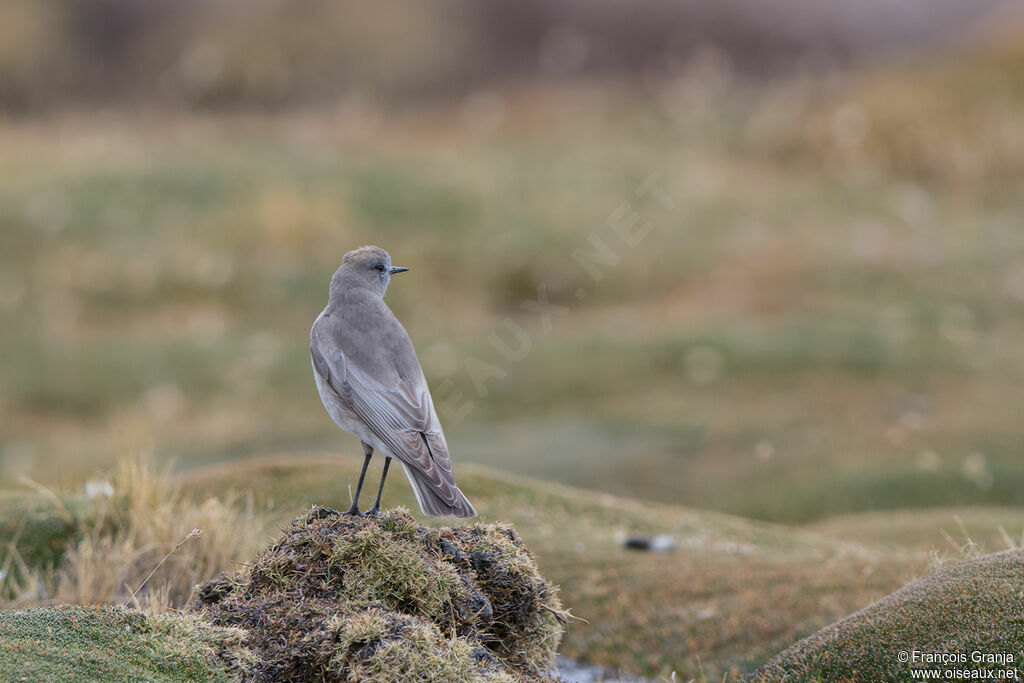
[0, 605, 233, 681]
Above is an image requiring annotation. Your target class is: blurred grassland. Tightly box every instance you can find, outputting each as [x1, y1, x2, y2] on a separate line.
[1, 32, 1024, 523]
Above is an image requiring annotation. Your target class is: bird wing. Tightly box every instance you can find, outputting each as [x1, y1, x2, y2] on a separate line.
[310, 317, 462, 508]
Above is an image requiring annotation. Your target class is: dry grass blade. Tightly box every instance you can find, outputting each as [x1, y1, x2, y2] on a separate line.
[126, 528, 203, 609]
[997, 525, 1017, 551]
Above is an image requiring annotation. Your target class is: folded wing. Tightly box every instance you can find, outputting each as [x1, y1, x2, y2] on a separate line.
[311, 319, 474, 516]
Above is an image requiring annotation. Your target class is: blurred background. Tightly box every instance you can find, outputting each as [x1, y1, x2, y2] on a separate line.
[2, 0, 1024, 525]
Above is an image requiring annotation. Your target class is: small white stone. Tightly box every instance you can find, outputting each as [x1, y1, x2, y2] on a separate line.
[85, 481, 114, 499]
[650, 535, 676, 552]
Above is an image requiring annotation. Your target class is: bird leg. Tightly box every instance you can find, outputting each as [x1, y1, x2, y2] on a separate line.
[365, 457, 391, 517]
[344, 443, 374, 516]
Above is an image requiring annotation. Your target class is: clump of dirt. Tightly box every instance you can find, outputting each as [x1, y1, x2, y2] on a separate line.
[194, 506, 565, 682]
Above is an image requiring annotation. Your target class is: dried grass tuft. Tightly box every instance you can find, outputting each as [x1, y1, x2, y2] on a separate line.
[1, 455, 272, 612]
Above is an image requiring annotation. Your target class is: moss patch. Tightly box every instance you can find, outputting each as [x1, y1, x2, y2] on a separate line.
[0, 604, 239, 681]
[752, 548, 1024, 682]
[194, 506, 564, 681]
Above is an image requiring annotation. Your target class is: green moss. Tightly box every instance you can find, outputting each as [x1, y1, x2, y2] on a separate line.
[333, 523, 461, 621]
[331, 607, 513, 682]
[753, 549, 1024, 682]
[0, 605, 238, 681]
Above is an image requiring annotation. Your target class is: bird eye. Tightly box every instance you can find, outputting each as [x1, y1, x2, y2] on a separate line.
[376, 264, 386, 272]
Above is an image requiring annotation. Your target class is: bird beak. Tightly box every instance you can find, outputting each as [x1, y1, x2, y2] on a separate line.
[389, 266, 409, 275]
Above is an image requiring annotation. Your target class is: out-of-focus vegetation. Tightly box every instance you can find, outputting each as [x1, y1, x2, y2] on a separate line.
[0, 457, 269, 610]
[2, 22, 1024, 523]
[0, 0, 1007, 112]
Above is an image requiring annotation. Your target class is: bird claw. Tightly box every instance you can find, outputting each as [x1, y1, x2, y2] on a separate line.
[342, 506, 365, 517]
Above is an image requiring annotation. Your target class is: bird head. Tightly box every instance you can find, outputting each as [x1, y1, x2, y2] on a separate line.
[333, 245, 409, 296]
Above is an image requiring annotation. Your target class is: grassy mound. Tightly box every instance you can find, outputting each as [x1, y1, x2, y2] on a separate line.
[194, 505, 564, 682]
[753, 548, 1024, 682]
[0, 604, 241, 681]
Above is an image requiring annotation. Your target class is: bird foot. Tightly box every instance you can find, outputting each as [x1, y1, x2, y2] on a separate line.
[342, 505, 365, 517]
[364, 506, 380, 517]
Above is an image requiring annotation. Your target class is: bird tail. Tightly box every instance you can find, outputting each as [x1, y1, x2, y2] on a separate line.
[402, 465, 477, 518]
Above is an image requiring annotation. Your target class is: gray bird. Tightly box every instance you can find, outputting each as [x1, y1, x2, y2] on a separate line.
[310, 245, 477, 518]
